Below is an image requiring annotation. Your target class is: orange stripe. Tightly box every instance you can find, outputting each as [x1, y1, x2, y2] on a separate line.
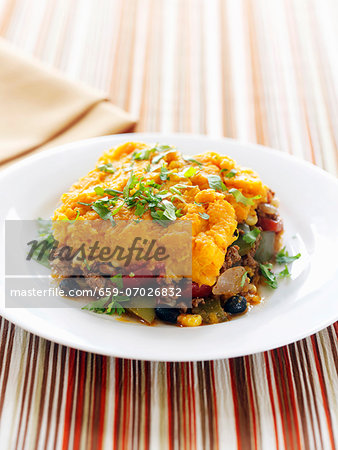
[310, 335, 336, 450]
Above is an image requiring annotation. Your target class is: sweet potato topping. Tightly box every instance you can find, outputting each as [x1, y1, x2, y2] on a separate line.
[53, 142, 268, 286]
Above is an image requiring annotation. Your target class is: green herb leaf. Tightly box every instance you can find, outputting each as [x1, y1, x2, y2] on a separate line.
[276, 247, 301, 264]
[77, 201, 91, 206]
[198, 212, 209, 220]
[225, 169, 237, 178]
[110, 274, 123, 289]
[123, 171, 138, 198]
[160, 165, 170, 181]
[243, 227, 261, 244]
[207, 175, 227, 192]
[278, 265, 291, 279]
[229, 188, 261, 206]
[132, 148, 156, 161]
[94, 186, 105, 196]
[161, 200, 177, 221]
[82, 296, 110, 313]
[182, 166, 197, 178]
[259, 263, 278, 289]
[104, 188, 123, 196]
[240, 271, 248, 287]
[98, 163, 115, 173]
[91, 203, 115, 226]
[183, 157, 202, 167]
[135, 202, 146, 217]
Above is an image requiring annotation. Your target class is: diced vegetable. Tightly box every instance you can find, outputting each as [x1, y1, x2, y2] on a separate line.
[192, 282, 212, 298]
[233, 223, 252, 256]
[128, 307, 155, 324]
[257, 217, 283, 232]
[212, 267, 246, 296]
[254, 231, 275, 263]
[192, 298, 228, 324]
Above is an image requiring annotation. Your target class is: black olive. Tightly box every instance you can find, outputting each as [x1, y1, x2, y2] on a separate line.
[155, 307, 180, 324]
[59, 278, 79, 297]
[224, 295, 247, 314]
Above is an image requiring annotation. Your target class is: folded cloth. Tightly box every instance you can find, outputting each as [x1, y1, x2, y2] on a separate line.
[0, 38, 136, 165]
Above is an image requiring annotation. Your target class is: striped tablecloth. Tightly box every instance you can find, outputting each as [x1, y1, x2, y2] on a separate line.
[0, 0, 337, 448]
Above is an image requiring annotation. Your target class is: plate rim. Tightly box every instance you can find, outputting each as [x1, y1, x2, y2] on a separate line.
[1, 132, 338, 361]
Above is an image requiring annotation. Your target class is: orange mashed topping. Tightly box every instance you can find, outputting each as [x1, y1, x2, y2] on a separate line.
[53, 142, 268, 285]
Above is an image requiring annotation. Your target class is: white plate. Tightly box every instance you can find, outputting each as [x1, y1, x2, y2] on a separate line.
[1, 133, 338, 361]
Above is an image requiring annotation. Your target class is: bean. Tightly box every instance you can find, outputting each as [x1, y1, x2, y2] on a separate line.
[223, 295, 247, 314]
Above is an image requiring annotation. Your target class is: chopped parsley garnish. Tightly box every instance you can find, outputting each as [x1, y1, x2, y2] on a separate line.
[207, 174, 227, 192]
[91, 202, 116, 225]
[123, 171, 138, 198]
[29, 219, 56, 268]
[111, 273, 123, 289]
[132, 148, 156, 161]
[229, 188, 261, 206]
[160, 200, 177, 221]
[198, 212, 209, 220]
[259, 263, 278, 289]
[135, 203, 146, 217]
[243, 227, 261, 244]
[240, 271, 248, 287]
[278, 265, 291, 279]
[183, 157, 202, 167]
[225, 169, 237, 178]
[276, 247, 301, 264]
[94, 186, 105, 196]
[180, 166, 197, 178]
[104, 188, 123, 195]
[98, 163, 115, 173]
[160, 165, 170, 181]
[82, 295, 129, 316]
[150, 144, 175, 164]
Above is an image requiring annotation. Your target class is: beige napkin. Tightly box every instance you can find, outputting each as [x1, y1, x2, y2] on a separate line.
[0, 38, 136, 165]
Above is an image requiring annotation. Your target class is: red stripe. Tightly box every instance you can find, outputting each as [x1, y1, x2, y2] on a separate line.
[72, 351, 87, 450]
[210, 361, 220, 450]
[62, 349, 77, 450]
[144, 361, 151, 450]
[167, 362, 173, 450]
[229, 359, 242, 450]
[189, 362, 197, 450]
[245, 357, 258, 450]
[181, 363, 187, 450]
[121, 359, 130, 450]
[113, 359, 121, 450]
[264, 352, 280, 450]
[311, 335, 336, 450]
[97, 356, 107, 450]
